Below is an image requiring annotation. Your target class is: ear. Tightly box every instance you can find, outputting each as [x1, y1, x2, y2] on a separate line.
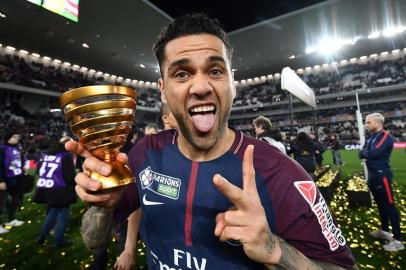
[158, 78, 168, 104]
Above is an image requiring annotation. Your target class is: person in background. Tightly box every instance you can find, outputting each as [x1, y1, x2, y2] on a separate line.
[144, 123, 159, 135]
[34, 136, 76, 247]
[290, 132, 317, 179]
[160, 103, 178, 130]
[309, 132, 325, 168]
[253, 116, 286, 154]
[0, 132, 25, 228]
[328, 134, 344, 166]
[359, 113, 403, 252]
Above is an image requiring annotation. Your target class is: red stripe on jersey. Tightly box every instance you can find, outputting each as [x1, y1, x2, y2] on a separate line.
[375, 131, 388, 149]
[382, 176, 394, 204]
[185, 161, 199, 246]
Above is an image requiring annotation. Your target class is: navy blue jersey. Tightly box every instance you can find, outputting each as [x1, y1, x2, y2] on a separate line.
[359, 130, 393, 175]
[128, 129, 355, 269]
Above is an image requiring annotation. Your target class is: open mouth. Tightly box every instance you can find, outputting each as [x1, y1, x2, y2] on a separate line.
[189, 105, 217, 133]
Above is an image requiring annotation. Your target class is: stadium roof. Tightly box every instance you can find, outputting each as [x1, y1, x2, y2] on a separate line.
[1, 0, 406, 83]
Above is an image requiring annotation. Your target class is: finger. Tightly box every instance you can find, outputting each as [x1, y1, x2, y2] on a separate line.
[214, 212, 225, 237]
[219, 226, 244, 242]
[223, 209, 246, 227]
[117, 152, 128, 164]
[114, 260, 118, 269]
[242, 145, 259, 197]
[65, 140, 93, 158]
[213, 174, 248, 209]
[75, 172, 102, 192]
[83, 156, 111, 176]
[75, 184, 110, 203]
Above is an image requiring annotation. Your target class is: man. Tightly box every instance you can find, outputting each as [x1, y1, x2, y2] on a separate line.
[160, 103, 178, 130]
[67, 14, 355, 269]
[144, 123, 159, 135]
[34, 136, 76, 247]
[0, 132, 24, 229]
[359, 113, 403, 252]
[309, 132, 325, 167]
[253, 116, 286, 154]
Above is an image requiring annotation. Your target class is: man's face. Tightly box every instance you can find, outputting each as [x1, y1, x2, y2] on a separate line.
[8, 134, 20, 145]
[158, 34, 235, 150]
[145, 127, 158, 135]
[365, 116, 380, 133]
[254, 125, 264, 137]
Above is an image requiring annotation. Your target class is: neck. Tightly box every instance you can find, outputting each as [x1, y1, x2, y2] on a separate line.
[373, 127, 384, 134]
[177, 128, 235, 161]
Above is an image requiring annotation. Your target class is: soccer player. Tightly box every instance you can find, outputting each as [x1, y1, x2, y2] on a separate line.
[67, 14, 356, 269]
[359, 113, 403, 252]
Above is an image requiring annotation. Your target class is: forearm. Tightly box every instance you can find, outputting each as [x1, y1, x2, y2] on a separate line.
[265, 234, 345, 270]
[123, 208, 141, 254]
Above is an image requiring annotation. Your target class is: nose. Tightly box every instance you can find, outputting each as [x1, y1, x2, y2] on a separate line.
[189, 73, 213, 98]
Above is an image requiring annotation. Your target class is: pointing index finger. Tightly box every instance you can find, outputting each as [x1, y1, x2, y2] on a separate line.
[242, 145, 259, 198]
[213, 174, 249, 210]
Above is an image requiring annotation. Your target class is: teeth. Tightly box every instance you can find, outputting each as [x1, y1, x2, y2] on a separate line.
[190, 105, 215, 113]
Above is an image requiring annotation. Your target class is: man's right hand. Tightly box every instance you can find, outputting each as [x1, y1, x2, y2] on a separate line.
[65, 140, 127, 208]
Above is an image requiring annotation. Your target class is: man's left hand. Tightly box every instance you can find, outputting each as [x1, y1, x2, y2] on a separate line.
[213, 145, 280, 265]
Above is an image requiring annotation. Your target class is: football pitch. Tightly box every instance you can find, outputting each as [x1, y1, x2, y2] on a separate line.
[0, 150, 404, 269]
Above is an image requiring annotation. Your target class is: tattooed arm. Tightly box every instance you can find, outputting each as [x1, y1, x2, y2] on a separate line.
[265, 232, 346, 270]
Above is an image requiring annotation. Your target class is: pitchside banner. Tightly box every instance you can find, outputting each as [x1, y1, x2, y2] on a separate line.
[344, 142, 406, 150]
[281, 67, 317, 108]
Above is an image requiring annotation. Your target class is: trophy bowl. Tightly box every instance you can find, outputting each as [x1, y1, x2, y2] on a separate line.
[60, 85, 137, 190]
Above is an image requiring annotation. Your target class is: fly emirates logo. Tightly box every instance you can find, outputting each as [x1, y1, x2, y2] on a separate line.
[151, 248, 207, 270]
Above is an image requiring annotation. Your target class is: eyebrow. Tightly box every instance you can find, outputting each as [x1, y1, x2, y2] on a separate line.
[166, 55, 227, 75]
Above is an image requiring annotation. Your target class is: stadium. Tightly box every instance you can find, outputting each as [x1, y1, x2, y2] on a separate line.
[0, 0, 405, 269]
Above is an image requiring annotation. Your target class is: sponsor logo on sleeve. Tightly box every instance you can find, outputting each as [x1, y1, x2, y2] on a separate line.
[139, 166, 182, 200]
[294, 181, 347, 251]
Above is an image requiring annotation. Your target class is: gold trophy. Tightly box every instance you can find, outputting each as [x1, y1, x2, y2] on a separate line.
[60, 85, 137, 190]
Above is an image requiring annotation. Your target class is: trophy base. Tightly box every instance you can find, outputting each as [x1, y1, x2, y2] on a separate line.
[88, 160, 135, 190]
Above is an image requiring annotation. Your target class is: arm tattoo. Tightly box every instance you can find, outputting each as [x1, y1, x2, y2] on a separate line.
[81, 206, 115, 250]
[266, 237, 346, 270]
[265, 229, 276, 254]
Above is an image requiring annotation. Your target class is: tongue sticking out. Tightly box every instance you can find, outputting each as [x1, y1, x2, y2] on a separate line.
[191, 113, 215, 133]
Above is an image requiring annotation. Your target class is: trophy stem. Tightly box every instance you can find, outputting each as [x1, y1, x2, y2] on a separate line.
[103, 150, 117, 163]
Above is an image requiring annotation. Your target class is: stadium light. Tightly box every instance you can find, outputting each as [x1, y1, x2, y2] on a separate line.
[305, 67, 312, 71]
[313, 65, 320, 69]
[392, 49, 400, 54]
[382, 26, 406, 37]
[360, 56, 367, 60]
[350, 57, 357, 62]
[151, 82, 157, 87]
[274, 73, 280, 77]
[267, 75, 273, 79]
[331, 61, 337, 65]
[32, 53, 40, 58]
[247, 78, 253, 83]
[370, 53, 378, 58]
[139, 81, 144, 84]
[380, 51, 389, 56]
[368, 32, 380, 39]
[146, 81, 151, 86]
[6, 46, 15, 51]
[63, 62, 71, 66]
[297, 68, 303, 73]
[254, 77, 259, 81]
[82, 43, 90, 48]
[89, 69, 96, 73]
[139, 64, 146, 68]
[132, 79, 138, 83]
[340, 59, 348, 64]
[54, 59, 61, 63]
[111, 75, 117, 78]
[322, 63, 329, 67]
[117, 76, 123, 80]
[241, 79, 247, 84]
[81, 67, 88, 71]
[73, 64, 80, 69]
[19, 49, 28, 54]
[43, 56, 51, 61]
[305, 47, 316, 54]
[289, 55, 295, 59]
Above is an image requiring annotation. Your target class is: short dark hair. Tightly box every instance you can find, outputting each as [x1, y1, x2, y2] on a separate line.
[152, 13, 232, 75]
[253, 116, 272, 131]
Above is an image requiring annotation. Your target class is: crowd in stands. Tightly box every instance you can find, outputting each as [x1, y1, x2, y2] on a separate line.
[2, 50, 406, 111]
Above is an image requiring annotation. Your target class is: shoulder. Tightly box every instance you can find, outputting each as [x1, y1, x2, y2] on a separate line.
[128, 129, 176, 170]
